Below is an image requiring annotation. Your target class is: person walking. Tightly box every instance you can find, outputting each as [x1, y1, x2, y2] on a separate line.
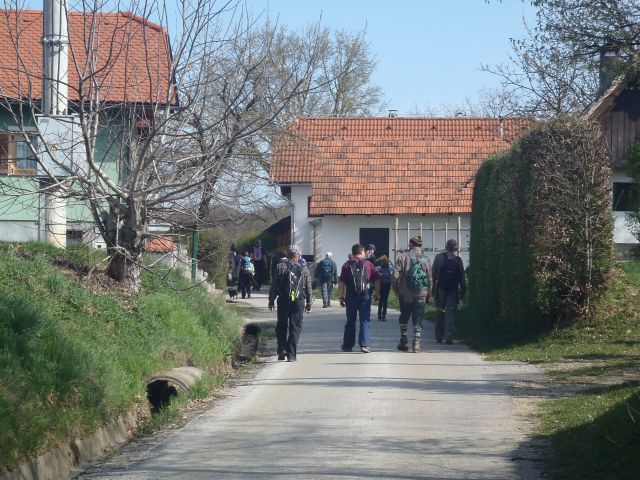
[392, 236, 431, 352]
[252, 239, 267, 291]
[337, 243, 380, 353]
[315, 252, 338, 308]
[431, 239, 466, 345]
[268, 245, 312, 362]
[365, 243, 377, 264]
[376, 255, 393, 321]
[237, 255, 255, 299]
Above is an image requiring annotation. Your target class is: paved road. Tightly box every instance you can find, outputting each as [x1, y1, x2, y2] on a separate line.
[79, 293, 542, 479]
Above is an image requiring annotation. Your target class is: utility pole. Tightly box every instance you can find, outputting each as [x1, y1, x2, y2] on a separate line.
[41, 0, 69, 247]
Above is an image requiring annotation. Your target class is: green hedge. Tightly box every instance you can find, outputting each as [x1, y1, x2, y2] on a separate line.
[469, 117, 614, 331]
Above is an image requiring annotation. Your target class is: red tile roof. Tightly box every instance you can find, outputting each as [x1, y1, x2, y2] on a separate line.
[271, 117, 534, 215]
[0, 9, 174, 105]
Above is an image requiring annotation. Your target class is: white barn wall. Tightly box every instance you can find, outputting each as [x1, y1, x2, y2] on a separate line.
[311, 214, 471, 266]
[290, 185, 313, 254]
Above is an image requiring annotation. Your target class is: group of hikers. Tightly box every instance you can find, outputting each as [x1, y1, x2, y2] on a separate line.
[230, 240, 268, 299]
[267, 236, 466, 362]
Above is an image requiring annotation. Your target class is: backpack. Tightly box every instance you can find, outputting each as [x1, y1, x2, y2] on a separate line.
[406, 251, 429, 292]
[379, 264, 392, 285]
[438, 253, 461, 292]
[278, 261, 303, 302]
[349, 259, 370, 294]
[241, 257, 254, 274]
[321, 259, 333, 280]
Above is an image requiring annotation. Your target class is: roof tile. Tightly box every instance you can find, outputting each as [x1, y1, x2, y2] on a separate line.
[271, 117, 534, 215]
[0, 9, 174, 104]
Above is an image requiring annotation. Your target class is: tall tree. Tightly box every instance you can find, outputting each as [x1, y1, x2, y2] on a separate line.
[0, 0, 384, 292]
[483, 0, 639, 118]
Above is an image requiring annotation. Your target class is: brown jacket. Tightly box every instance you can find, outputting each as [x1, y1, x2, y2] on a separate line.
[392, 247, 432, 300]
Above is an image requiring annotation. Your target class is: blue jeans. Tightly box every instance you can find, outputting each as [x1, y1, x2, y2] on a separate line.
[321, 281, 333, 305]
[342, 291, 372, 349]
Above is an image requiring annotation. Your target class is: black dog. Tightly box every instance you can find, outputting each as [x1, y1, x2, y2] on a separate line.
[228, 287, 238, 301]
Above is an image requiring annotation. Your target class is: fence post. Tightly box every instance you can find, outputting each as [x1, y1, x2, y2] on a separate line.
[394, 217, 399, 264]
[432, 222, 436, 251]
[457, 216, 462, 254]
[445, 220, 449, 243]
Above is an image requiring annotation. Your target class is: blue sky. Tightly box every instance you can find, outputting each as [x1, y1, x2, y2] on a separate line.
[250, 0, 538, 114]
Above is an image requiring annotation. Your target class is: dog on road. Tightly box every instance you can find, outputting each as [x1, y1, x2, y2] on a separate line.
[227, 287, 238, 302]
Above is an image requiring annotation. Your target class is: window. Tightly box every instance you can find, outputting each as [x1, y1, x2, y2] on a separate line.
[66, 230, 84, 246]
[0, 133, 37, 175]
[612, 182, 639, 211]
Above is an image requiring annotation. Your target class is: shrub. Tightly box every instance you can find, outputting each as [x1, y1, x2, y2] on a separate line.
[470, 117, 614, 330]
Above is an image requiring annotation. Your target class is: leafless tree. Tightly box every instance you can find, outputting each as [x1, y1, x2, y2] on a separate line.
[0, 0, 385, 292]
[483, 0, 639, 118]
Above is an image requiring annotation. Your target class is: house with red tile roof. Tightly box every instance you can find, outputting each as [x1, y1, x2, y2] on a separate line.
[0, 9, 173, 243]
[271, 116, 534, 264]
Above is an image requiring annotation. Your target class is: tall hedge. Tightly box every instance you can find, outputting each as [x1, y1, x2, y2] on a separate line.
[469, 117, 614, 330]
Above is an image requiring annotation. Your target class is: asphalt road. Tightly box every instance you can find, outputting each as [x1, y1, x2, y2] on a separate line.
[78, 293, 543, 480]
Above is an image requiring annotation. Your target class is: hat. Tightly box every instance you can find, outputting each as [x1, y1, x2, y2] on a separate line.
[326, 252, 333, 257]
[410, 235, 423, 246]
[287, 244, 301, 255]
[368, 243, 376, 250]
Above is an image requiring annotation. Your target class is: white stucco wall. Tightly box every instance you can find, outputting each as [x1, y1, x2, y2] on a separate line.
[0, 221, 39, 241]
[303, 213, 470, 266]
[612, 171, 639, 245]
[290, 185, 313, 254]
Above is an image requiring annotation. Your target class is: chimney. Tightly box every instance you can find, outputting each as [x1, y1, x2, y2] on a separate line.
[598, 45, 620, 97]
[388, 109, 398, 117]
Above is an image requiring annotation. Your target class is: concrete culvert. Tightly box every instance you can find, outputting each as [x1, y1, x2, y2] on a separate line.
[238, 323, 261, 362]
[146, 366, 204, 414]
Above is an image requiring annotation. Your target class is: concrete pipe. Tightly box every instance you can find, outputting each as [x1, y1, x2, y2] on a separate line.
[146, 366, 204, 413]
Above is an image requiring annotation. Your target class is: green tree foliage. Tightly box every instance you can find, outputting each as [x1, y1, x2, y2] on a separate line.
[195, 229, 230, 288]
[470, 117, 614, 330]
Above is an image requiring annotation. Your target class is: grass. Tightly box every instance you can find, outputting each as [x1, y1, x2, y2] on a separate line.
[456, 261, 640, 480]
[0, 242, 242, 471]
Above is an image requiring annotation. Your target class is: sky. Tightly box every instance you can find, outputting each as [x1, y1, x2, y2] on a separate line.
[249, 0, 538, 114]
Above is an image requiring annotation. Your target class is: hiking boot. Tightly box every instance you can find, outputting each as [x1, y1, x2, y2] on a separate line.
[412, 339, 421, 353]
[397, 337, 409, 351]
[323, 303, 328, 308]
[277, 352, 286, 361]
[361, 346, 370, 353]
[381, 315, 386, 322]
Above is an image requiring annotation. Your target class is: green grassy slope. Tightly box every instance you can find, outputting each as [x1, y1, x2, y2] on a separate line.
[0, 242, 242, 471]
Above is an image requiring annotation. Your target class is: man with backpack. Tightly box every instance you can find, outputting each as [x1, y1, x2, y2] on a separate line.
[376, 255, 393, 321]
[238, 254, 255, 299]
[315, 252, 338, 308]
[268, 245, 312, 362]
[337, 244, 381, 354]
[431, 239, 466, 345]
[392, 236, 431, 353]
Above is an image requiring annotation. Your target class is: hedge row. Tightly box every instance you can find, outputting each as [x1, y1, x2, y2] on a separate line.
[469, 117, 615, 331]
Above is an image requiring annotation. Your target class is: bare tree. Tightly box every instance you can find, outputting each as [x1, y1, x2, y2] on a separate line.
[0, 0, 384, 292]
[482, 0, 640, 118]
[480, 22, 599, 118]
